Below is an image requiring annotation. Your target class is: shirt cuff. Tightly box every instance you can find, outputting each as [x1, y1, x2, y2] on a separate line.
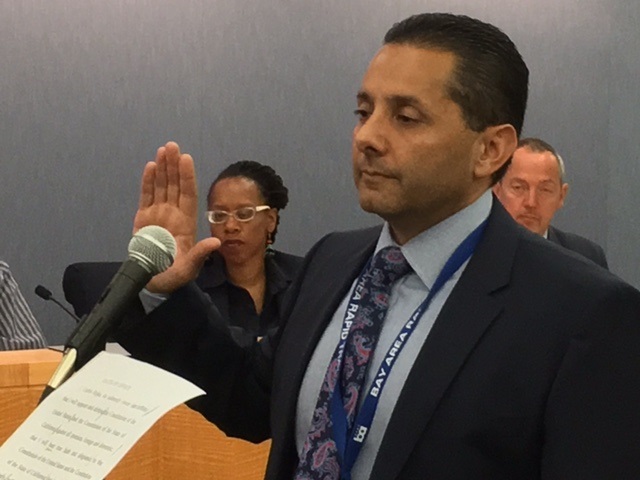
[139, 288, 168, 314]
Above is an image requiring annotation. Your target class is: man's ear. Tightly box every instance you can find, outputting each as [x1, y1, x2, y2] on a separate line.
[474, 124, 518, 180]
[559, 183, 569, 209]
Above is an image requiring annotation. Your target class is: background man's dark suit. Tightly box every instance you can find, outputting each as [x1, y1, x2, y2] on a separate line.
[117, 201, 640, 479]
[547, 225, 608, 269]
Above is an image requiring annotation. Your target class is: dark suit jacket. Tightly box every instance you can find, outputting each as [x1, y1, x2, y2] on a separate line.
[547, 225, 608, 269]
[63, 249, 302, 345]
[116, 202, 640, 480]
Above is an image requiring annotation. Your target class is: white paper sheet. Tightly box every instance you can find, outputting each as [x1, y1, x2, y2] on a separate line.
[0, 351, 205, 479]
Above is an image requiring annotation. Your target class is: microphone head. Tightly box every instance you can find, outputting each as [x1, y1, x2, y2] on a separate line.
[35, 284, 53, 300]
[128, 226, 177, 275]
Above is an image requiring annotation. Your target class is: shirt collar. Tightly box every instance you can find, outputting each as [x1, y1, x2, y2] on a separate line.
[197, 251, 292, 294]
[374, 190, 492, 290]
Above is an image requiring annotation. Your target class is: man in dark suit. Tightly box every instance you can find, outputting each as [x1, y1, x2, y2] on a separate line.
[493, 137, 608, 268]
[546, 224, 608, 268]
[117, 13, 640, 480]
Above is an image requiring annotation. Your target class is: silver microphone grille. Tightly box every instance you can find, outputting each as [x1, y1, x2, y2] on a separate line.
[127, 226, 177, 275]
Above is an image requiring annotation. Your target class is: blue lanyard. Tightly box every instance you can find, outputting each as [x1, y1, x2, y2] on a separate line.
[330, 220, 487, 480]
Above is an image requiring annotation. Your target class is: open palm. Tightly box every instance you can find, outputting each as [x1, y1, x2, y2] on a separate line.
[133, 142, 220, 293]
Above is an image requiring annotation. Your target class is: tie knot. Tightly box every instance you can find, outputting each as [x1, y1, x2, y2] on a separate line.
[369, 246, 412, 283]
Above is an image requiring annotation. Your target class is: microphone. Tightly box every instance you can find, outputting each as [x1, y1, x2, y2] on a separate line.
[41, 225, 177, 402]
[35, 284, 81, 323]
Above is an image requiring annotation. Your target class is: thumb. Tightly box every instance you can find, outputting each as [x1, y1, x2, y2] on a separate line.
[184, 237, 222, 269]
[145, 237, 222, 294]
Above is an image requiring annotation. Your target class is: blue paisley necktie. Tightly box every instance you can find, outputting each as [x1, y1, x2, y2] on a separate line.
[295, 246, 411, 480]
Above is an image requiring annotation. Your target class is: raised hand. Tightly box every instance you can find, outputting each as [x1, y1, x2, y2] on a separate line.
[134, 141, 220, 293]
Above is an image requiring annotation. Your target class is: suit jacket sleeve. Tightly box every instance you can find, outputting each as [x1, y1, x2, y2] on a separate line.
[591, 244, 608, 269]
[547, 227, 609, 269]
[116, 283, 275, 442]
[542, 281, 640, 478]
[114, 235, 327, 444]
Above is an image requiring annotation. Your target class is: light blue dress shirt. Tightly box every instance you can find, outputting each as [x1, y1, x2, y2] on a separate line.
[295, 191, 492, 480]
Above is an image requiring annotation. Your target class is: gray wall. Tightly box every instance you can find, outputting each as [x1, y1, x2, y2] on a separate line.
[1, 0, 638, 344]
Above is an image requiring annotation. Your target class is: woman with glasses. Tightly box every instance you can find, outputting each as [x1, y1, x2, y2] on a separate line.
[196, 160, 303, 346]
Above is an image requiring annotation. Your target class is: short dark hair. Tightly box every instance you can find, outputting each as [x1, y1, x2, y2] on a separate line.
[384, 13, 529, 183]
[517, 137, 566, 181]
[518, 137, 557, 155]
[207, 161, 289, 242]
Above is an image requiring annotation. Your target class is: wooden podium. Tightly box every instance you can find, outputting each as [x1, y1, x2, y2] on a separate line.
[0, 349, 270, 479]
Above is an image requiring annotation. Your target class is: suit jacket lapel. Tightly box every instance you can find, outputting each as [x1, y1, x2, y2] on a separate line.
[268, 228, 381, 475]
[370, 203, 520, 480]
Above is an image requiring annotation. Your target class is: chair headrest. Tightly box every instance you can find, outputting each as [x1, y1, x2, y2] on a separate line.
[62, 262, 123, 317]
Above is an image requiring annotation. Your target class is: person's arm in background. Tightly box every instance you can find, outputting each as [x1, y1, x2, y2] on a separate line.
[0, 261, 47, 350]
[116, 142, 277, 441]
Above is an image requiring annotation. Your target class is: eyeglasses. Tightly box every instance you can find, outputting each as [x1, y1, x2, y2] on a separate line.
[206, 205, 271, 224]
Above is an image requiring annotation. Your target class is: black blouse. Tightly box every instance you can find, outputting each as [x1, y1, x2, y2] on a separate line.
[195, 249, 303, 345]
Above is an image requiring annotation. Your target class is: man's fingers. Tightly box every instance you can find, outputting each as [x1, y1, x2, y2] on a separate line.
[178, 153, 198, 216]
[165, 142, 182, 205]
[138, 162, 156, 209]
[154, 145, 168, 204]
